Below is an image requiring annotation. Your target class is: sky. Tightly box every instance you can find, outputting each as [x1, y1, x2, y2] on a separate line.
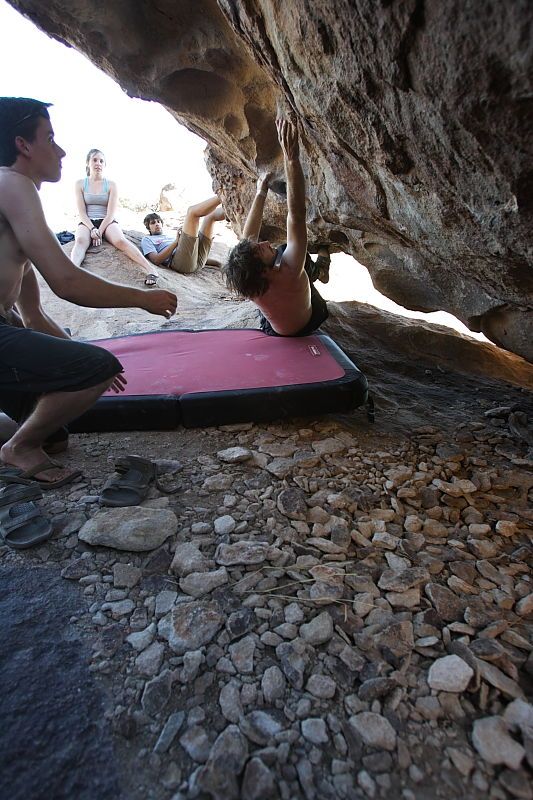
[0, 0, 213, 229]
[0, 0, 487, 341]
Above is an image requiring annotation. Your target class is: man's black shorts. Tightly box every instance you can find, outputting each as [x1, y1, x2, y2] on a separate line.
[0, 317, 122, 423]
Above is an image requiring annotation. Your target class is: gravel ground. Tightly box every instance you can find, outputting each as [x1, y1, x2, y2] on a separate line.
[0, 402, 531, 800]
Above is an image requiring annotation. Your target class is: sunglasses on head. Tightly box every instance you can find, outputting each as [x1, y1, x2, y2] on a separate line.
[10, 110, 43, 131]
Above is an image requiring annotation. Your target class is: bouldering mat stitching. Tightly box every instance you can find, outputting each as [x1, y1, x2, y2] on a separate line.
[70, 330, 368, 431]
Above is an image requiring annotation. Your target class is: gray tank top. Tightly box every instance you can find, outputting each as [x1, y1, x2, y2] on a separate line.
[83, 177, 109, 219]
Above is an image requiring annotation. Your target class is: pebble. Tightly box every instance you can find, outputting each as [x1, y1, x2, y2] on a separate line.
[179, 567, 228, 597]
[262, 665, 287, 703]
[241, 757, 277, 800]
[215, 541, 269, 566]
[229, 635, 256, 674]
[179, 725, 211, 763]
[167, 601, 224, 655]
[472, 716, 525, 769]
[428, 655, 474, 692]
[113, 563, 142, 588]
[153, 711, 185, 754]
[170, 542, 211, 576]
[349, 712, 397, 751]
[217, 446, 252, 463]
[214, 515, 236, 535]
[306, 674, 336, 699]
[126, 623, 156, 652]
[301, 718, 328, 744]
[135, 642, 165, 676]
[299, 612, 334, 645]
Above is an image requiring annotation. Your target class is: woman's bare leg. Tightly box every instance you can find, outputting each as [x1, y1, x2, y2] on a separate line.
[71, 226, 91, 267]
[104, 222, 155, 279]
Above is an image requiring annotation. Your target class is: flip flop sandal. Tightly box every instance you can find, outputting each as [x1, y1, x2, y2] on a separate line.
[0, 483, 52, 549]
[5, 461, 83, 490]
[0, 466, 35, 487]
[144, 274, 158, 286]
[99, 455, 156, 507]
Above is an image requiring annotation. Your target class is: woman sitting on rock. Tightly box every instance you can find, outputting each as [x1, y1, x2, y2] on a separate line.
[71, 148, 158, 285]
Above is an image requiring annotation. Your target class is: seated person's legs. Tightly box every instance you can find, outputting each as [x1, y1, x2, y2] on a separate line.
[171, 197, 223, 274]
[0, 324, 121, 482]
[70, 224, 91, 268]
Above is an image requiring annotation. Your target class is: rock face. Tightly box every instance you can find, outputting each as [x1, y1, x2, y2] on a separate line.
[8, 0, 533, 360]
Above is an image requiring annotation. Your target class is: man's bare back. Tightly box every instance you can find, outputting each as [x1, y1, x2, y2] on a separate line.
[254, 255, 312, 335]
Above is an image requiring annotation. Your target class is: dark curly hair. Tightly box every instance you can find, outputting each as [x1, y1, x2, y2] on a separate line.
[223, 239, 271, 298]
[143, 212, 163, 232]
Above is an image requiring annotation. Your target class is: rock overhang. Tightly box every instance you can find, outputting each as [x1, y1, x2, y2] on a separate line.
[8, 0, 533, 360]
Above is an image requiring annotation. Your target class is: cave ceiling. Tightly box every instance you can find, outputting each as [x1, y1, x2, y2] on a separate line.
[8, 0, 533, 361]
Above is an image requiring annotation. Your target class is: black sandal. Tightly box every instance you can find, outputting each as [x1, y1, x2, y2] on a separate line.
[0, 483, 52, 549]
[144, 274, 158, 286]
[99, 455, 156, 507]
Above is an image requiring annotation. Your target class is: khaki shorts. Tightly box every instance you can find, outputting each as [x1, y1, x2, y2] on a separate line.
[170, 231, 211, 274]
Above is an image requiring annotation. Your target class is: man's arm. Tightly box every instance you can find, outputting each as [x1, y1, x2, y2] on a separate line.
[242, 173, 273, 241]
[0, 173, 176, 318]
[277, 119, 307, 273]
[142, 234, 180, 266]
[16, 263, 70, 338]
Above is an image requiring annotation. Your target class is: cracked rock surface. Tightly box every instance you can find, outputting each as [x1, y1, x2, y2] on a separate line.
[7, 0, 533, 359]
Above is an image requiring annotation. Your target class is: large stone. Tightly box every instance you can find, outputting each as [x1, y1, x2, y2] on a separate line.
[167, 602, 224, 655]
[78, 507, 178, 551]
[472, 717, 525, 770]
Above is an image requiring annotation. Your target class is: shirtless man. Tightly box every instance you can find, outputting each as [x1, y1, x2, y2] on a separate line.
[224, 118, 329, 337]
[0, 97, 177, 486]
